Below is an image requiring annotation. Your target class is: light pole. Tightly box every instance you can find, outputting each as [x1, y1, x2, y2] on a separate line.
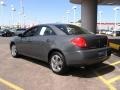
[23, 14, 26, 27]
[113, 7, 120, 31]
[0, 0, 5, 26]
[18, 12, 22, 27]
[20, 0, 24, 15]
[66, 10, 70, 23]
[62, 16, 66, 23]
[72, 6, 77, 23]
[98, 11, 103, 33]
[11, 4, 16, 26]
[20, 0, 24, 27]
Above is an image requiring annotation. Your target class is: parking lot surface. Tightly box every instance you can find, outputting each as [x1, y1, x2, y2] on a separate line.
[0, 37, 120, 90]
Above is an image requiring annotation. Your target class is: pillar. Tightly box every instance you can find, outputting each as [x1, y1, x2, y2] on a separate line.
[81, 0, 97, 33]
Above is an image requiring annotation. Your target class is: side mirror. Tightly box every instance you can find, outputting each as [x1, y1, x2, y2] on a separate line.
[18, 33, 23, 37]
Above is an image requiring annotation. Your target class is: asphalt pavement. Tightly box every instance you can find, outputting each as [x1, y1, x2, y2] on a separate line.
[0, 37, 120, 90]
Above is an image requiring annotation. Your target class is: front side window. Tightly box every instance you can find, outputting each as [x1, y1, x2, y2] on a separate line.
[55, 25, 93, 35]
[24, 27, 40, 37]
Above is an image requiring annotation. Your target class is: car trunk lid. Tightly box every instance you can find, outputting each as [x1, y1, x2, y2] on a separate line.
[71, 34, 108, 49]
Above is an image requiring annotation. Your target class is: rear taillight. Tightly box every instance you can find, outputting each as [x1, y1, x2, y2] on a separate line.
[71, 37, 87, 48]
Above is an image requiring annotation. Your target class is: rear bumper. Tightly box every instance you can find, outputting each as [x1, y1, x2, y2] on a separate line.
[64, 47, 111, 66]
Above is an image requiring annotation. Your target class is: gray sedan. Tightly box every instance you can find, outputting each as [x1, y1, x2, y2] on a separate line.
[10, 24, 111, 74]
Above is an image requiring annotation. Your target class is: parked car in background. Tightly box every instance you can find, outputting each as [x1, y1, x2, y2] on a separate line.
[99, 29, 107, 34]
[0, 29, 15, 37]
[0, 31, 3, 36]
[14, 28, 26, 36]
[0, 30, 4, 36]
[10, 24, 111, 74]
[11, 28, 26, 36]
[106, 30, 112, 35]
[112, 30, 120, 37]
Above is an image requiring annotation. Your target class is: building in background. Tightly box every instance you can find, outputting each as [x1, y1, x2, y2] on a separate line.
[97, 22, 120, 31]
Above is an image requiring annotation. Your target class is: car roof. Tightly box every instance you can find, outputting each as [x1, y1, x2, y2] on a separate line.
[36, 23, 75, 26]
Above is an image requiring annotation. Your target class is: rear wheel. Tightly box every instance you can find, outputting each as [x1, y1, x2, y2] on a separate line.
[49, 52, 67, 74]
[11, 44, 19, 57]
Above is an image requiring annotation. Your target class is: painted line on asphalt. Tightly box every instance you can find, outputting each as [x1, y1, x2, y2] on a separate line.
[107, 61, 120, 72]
[109, 42, 120, 50]
[0, 77, 24, 90]
[94, 71, 116, 90]
[95, 60, 120, 71]
[110, 61, 120, 66]
[93, 60, 120, 90]
[108, 76, 120, 84]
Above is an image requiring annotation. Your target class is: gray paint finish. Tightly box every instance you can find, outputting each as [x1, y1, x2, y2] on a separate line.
[10, 24, 111, 66]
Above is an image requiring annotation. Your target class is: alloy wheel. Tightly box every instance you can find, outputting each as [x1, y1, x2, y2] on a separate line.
[50, 54, 63, 73]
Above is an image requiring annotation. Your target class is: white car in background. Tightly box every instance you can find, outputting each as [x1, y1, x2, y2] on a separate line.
[112, 30, 120, 36]
[106, 31, 112, 35]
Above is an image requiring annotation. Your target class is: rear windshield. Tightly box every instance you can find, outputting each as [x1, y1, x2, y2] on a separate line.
[55, 25, 92, 35]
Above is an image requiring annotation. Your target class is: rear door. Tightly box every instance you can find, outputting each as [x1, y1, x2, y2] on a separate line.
[36, 26, 56, 61]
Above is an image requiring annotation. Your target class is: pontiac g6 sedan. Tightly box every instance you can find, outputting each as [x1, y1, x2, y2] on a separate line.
[10, 24, 111, 74]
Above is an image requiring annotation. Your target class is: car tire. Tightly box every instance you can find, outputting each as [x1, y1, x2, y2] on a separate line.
[49, 52, 67, 74]
[11, 44, 19, 58]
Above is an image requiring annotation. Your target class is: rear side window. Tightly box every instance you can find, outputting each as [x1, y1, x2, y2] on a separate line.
[55, 25, 92, 35]
[39, 26, 56, 36]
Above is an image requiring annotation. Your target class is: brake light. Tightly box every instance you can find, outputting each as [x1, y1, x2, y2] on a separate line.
[71, 37, 87, 48]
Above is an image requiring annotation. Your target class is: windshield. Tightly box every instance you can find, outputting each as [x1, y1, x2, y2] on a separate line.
[55, 25, 93, 35]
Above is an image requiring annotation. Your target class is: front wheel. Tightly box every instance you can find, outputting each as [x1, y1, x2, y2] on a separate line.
[50, 52, 67, 74]
[11, 44, 19, 57]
